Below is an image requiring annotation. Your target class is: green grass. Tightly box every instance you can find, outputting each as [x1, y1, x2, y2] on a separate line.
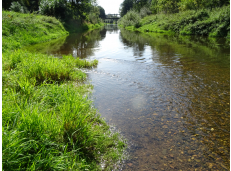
[2, 11, 69, 52]
[2, 11, 126, 170]
[3, 50, 99, 85]
[120, 5, 230, 37]
[3, 80, 126, 170]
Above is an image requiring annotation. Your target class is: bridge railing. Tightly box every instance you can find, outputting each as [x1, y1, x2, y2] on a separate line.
[105, 14, 120, 19]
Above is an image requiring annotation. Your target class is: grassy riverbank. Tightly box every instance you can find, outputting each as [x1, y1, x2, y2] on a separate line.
[2, 11, 68, 53]
[64, 19, 104, 33]
[119, 5, 230, 37]
[2, 11, 126, 170]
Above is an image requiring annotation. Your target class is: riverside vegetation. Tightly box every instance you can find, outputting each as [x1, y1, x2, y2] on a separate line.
[2, 10, 126, 170]
[118, 1, 230, 38]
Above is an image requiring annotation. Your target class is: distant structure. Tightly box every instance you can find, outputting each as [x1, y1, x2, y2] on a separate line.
[104, 14, 120, 24]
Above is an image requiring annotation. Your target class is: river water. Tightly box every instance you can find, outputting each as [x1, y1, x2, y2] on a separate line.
[27, 25, 230, 170]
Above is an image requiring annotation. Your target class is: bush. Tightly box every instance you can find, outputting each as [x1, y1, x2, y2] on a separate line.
[39, 0, 71, 20]
[9, 1, 28, 13]
[140, 6, 152, 18]
[137, 5, 230, 37]
[118, 10, 141, 28]
[89, 12, 99, 24]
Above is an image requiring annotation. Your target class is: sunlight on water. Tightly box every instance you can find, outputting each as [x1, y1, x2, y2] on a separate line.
[131, 95, 147, 110]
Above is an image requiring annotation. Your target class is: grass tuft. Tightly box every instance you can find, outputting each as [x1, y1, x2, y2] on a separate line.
[2, 11, 126, 170]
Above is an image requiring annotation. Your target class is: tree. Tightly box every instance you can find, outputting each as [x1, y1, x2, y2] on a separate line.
[178, 0, 230, 11]
[3, 0, 41, 11]
[132, 0, 149, 11]
[156, 0, 180, 13]
[66, 0, 92, 21]
[98, 6, 106, 19]
[119, 0, 134, 17]
[20, 0, 41, 12]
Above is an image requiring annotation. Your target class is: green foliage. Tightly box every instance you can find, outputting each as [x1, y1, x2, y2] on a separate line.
[150, 0, 230, 14]
[120, 0, 151, 17]
[4, 0, 41, 12]
[127, 5, 230, 37]
[139, 5, 152, 18]
[118, 10, 142, 28]
[9, 1, 29, 13]
[88, 5, 100, 24]
[3, 50, 99, 85]
[2, 11, 126, 170]
[39, 0, 71, 20]
[132, 0, 150, 11]
[178, 0, 230, 11]
[2, 11, 68, 52]
[3, 80, 126, 170]
[4, 0, 104, 27]
[153, 0, 180, 13]
[120, 0, 134, 17]
[98, 6, 106, 19]
[2, 49, 126, 170]
[66, 0, 92, 22]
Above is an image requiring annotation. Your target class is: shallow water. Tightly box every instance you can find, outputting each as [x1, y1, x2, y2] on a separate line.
[27, 25, 230, 170]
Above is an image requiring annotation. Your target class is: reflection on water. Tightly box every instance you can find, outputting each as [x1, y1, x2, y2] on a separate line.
[28, 24, 230, 170]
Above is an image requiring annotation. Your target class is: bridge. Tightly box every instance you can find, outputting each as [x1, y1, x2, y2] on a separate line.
[104, 14, 120, 24]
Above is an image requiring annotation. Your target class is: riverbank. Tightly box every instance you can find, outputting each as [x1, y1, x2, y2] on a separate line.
[64, 18, 104, 33]
[2, 11, 105, 52]
[2, 11, 126, 170]
[119, 5, 230, 38]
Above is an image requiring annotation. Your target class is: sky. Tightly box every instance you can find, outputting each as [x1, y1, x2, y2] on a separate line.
[98, 0, 124, 14]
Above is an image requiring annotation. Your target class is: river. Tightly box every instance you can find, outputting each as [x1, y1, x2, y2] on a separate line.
[26, 24, 230, 170]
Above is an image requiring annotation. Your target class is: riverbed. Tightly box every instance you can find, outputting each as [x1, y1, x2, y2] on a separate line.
[27, 24, 230, 170]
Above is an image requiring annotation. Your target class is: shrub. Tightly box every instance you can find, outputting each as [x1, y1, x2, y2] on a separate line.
[118, 10, 141, 28]
[137, 5, 230, 37]
[140, 6, 152, 18]
[39, 0, 71, 20]
[9, 1, 28, 13]
[89, 12, 99, 24]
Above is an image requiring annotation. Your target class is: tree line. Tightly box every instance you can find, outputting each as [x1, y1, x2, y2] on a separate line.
[119, 0, 230, 17]
[2, 0, 106, 23]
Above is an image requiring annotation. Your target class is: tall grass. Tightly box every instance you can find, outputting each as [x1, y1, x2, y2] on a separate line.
[3, 50, 126, 170]
[3, 50, 98, 84]
[3, 11, 126, 170]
